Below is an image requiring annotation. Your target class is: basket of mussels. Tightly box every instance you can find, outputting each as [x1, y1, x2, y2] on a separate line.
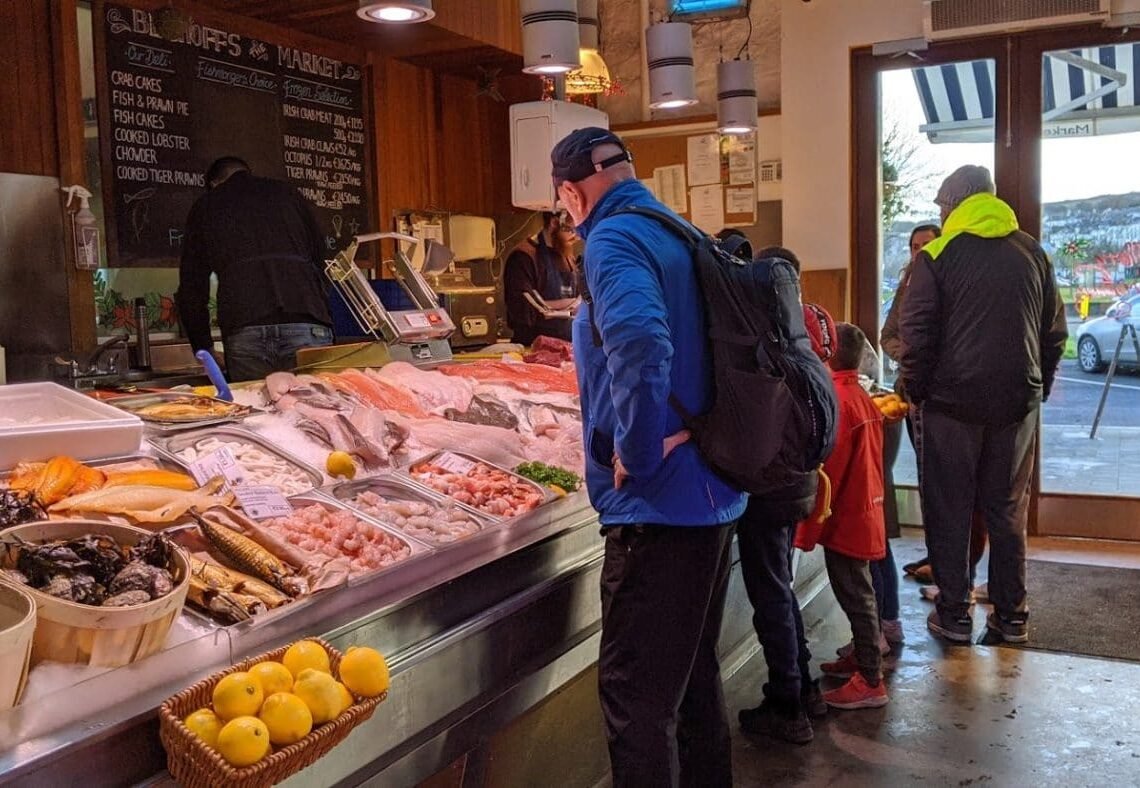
[0, 522, 189, 667]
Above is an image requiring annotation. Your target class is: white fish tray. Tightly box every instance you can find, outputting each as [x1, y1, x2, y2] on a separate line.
[0, 383, 143, 471]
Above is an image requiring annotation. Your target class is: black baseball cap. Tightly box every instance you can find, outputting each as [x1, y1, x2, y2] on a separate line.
[551, 127, 633, 187]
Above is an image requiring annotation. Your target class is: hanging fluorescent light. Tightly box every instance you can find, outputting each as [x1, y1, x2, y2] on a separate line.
[646, 21, 697, 109]
[717, 59, 757, 134]
[357, 1, 435, 24]
[566, 0, 613, 95]
[521, 0, 580, 75]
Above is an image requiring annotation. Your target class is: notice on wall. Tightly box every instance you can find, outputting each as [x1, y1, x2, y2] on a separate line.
[686, 133, 721, 187]
[726, 187, 756, 216]
[639, 178, 658, 199]
[653, 165, 688, 215]
[96, 2, 369, 266]
[728, 139, 757, 186]
[689, 184, 725, 233]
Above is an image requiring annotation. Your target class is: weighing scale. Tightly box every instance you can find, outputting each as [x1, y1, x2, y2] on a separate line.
[295, 232, 456, 371]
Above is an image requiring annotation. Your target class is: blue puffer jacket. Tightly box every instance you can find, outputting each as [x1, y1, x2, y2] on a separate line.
[573, 179, 748, 527]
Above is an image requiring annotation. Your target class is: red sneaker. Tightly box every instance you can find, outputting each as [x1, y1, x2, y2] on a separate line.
[822, 673, 889, 710]
[820, 652, 859, 678]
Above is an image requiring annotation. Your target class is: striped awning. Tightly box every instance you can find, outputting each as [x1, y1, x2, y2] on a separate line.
[913, 44, 1140, 143]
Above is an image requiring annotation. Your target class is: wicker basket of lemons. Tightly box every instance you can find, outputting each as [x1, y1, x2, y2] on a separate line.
[159, 638, 389, 788]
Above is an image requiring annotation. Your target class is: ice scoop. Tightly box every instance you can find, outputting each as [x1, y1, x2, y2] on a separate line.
[195, 350, 233, 402]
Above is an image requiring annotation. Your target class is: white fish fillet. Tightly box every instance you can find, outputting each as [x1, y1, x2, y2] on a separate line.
[49, 479, 234, 523]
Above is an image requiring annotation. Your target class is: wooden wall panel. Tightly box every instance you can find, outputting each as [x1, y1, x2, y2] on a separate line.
[437, 73, 491, 215]
[373, 56, 440, 227]
[433, 0, 522, 55]
[801, 268, 848, 323]
[0, 0, 60, 176]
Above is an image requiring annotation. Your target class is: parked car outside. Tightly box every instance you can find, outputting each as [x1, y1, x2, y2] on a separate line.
[1076, 294, 1140, 373]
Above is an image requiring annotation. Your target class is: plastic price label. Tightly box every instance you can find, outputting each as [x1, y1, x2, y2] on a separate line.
[189, 445, 244, 490]
[233, 485, 294, 520]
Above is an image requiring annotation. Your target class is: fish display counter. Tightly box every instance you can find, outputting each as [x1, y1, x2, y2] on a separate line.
[0, 357, 620, 785]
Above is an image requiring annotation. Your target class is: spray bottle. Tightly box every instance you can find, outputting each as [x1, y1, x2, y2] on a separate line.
[61, 185, 99, 270]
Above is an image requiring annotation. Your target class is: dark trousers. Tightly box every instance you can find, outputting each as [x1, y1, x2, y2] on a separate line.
[599, 523, 736, 788]
[870, 540, 900, 621]
[223, 322, 333, 382]
[824, 549, 882, 683]
[914, 406, 1035, 621]
[736, 502, 813, 709]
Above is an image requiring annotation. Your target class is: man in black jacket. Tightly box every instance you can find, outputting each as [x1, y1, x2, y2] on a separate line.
[900, 165, 1067, 645]
[177, 157, 334, 382]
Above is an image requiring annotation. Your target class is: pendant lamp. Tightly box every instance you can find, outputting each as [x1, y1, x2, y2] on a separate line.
[717, 59, 757, 134]
[566, 0, 613, 95]
[357, 1, 435, 23]
[521, 0, 580, 75]
[646, 21, 697, 109]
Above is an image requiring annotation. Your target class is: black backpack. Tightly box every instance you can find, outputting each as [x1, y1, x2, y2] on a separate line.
[590, 206, 839, 496]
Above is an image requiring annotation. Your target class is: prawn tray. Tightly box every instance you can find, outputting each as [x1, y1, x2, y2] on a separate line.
[325, 475, 494, 547]
[152, 427, 323, 496]
[399, 450, 552, 522]
[109, 391, 258, 432]
[273, 494, 430, 586]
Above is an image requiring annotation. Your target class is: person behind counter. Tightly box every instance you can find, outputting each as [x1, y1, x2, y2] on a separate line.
[503, 211, 580, 346]
[176, 156, 334, 382]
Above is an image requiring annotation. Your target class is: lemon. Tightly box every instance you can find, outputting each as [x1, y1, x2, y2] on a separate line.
[249, 661, 293, 696]
[338, 646, 389, 698]
[293, 668, 343, 724]
[183, 707, 223, 749]
[259, 692, 313, 746]
[548, 484, 568, 498]
[213, 672, 265, 721]
[335, 681, 355, 715]
[216, 716, 271, 767]
[326, 451, 356, 480]
[282, 640, 331, 678]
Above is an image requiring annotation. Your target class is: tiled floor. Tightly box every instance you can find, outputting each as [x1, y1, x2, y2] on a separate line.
[725, 531, 1140, 787]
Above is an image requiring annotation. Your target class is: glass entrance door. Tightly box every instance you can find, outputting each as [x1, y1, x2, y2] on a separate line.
[1037, 41, 1140, 516]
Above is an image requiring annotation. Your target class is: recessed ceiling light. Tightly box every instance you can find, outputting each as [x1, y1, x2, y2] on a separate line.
[357, 1, 435, 24]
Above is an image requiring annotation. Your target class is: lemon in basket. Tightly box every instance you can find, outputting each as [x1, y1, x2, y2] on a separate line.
[250, 661, 294, 696]
[217, 716, 272, 767]
[259, 692, 313, 746]
[339, 646, 390, 698]
[326, 451, 357, 480]
[183, 707, 223, 749]
[335, 681, 355, 716]
[293, 668, 343, 724]
[283, 640, 332, 678]
[213, 672, 265, 721]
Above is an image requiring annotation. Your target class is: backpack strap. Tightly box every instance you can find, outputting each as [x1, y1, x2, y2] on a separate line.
[612, 205, 704, 249]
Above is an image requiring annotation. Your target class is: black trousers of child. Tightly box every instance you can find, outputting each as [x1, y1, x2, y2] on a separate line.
[824, 548, 882, 683]
[737, 498, 814, 711]
[599, 522, 736, 788]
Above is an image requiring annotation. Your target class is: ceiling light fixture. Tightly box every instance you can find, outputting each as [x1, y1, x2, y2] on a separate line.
[357, 1, 435, 24]
[646, 21, 697, 109]
[717, 59, 757, 134]
[566, 0, 613, 95]
[521, 0, 580, 75]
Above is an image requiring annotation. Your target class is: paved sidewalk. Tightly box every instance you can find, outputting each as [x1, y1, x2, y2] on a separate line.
[893, 423, 1140, 497]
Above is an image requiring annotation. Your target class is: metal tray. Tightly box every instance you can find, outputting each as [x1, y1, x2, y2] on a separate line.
[108, 391, 257, 432]
[324, 474, 494, 547]
[398, 450, 553, 522]
[151, 426, 323, 496]
[283, 493, 432, 586]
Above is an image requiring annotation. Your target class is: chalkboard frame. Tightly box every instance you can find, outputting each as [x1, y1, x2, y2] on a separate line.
[93, 0, 375, 269]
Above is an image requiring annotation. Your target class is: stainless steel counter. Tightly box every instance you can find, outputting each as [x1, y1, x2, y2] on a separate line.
[0, 492, 600, 786]
[0, 490, 830, 787]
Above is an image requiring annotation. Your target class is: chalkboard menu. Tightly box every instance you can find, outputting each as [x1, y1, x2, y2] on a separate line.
[95, 2, 370, 267]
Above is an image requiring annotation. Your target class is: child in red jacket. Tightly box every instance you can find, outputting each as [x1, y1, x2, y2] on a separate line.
[795, 322, 889, 710]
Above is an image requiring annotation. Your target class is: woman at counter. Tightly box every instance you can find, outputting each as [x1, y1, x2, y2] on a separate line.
[503, 212, 580, 346]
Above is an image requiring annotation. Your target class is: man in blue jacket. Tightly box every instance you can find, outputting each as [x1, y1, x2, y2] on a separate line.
[551, 127, 747, 788]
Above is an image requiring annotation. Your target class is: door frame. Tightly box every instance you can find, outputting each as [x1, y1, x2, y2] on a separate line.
[851, 24, 1140, 540]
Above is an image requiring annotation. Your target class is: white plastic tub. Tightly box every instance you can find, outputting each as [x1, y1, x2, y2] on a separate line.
[0, 382, 144, 469]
